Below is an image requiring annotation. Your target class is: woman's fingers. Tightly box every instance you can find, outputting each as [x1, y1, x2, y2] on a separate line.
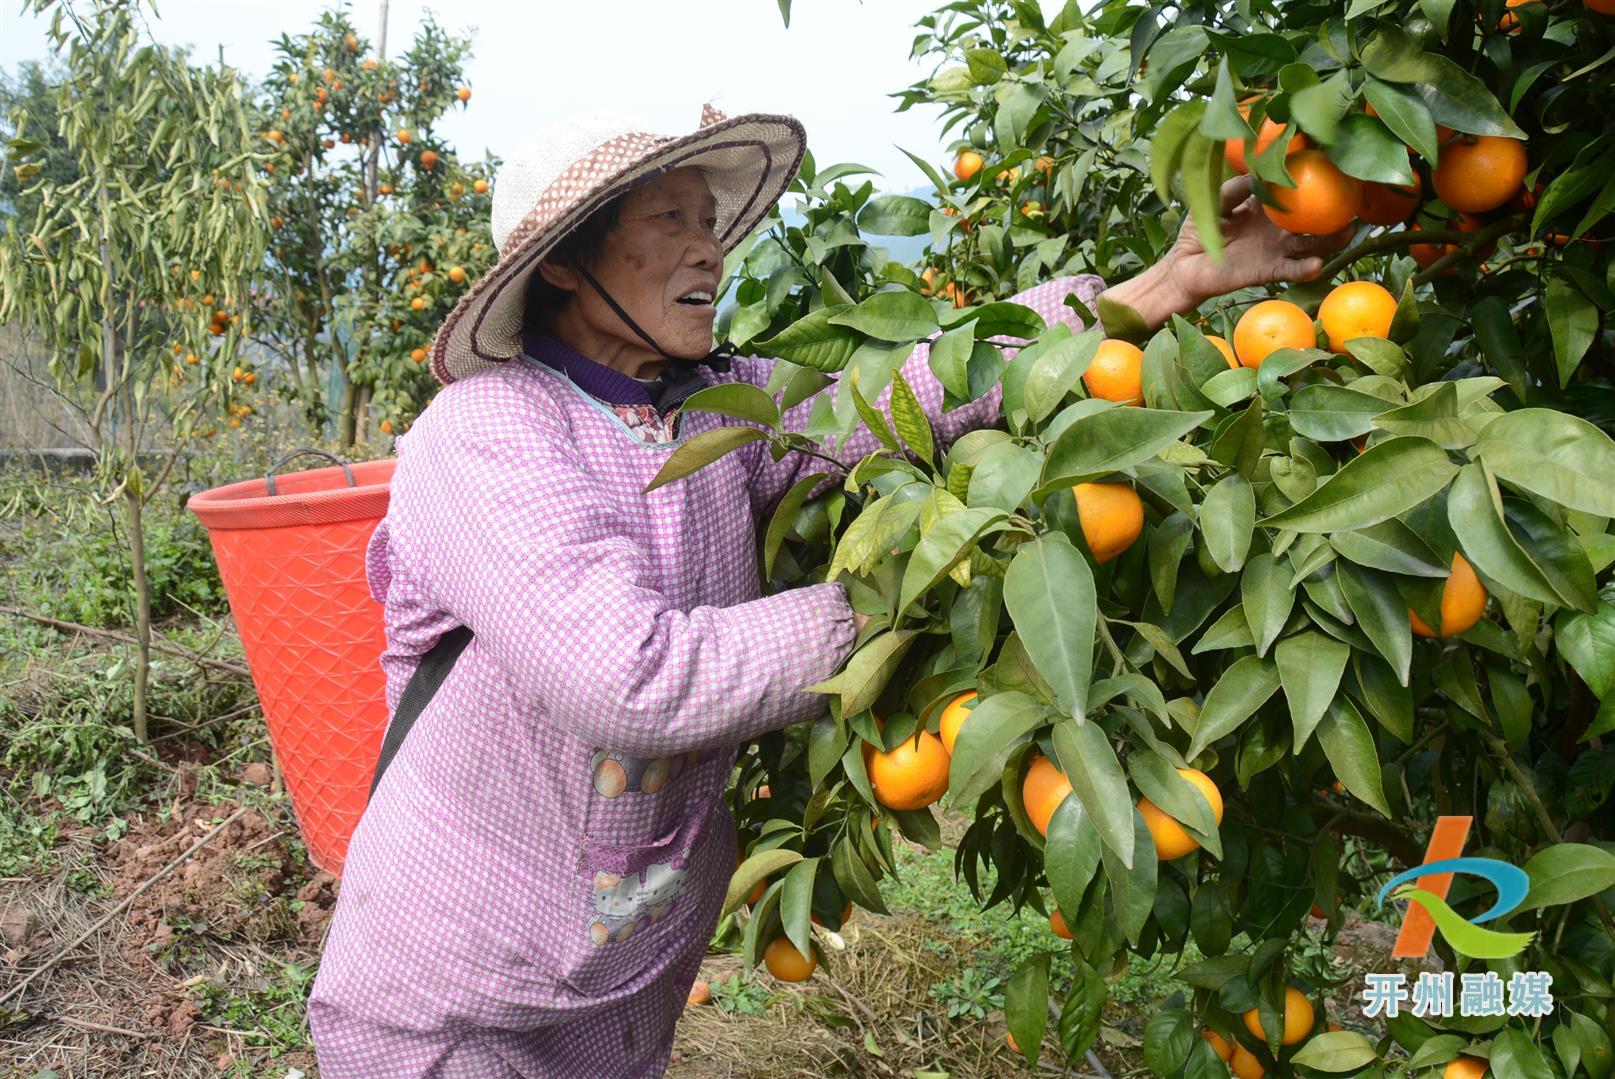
[1218, 174, 1254, 216]
[1289, 226, 1354, 256]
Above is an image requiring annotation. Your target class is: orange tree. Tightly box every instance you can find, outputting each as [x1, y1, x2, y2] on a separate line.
[680, 0, 1615, 1075]
[251, 9, 495, 443]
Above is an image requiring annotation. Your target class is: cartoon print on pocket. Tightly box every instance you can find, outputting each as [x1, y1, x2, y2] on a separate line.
[588, 859, 689, 945]
[589, 748, 715, 798]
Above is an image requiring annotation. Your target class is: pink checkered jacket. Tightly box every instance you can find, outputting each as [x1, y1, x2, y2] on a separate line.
[307, 275, 1105, 1077]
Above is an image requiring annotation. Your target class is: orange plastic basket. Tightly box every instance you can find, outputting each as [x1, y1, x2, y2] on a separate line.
[188, 451, 395, 875]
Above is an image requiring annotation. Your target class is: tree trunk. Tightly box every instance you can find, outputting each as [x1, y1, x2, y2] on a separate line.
[339, 378, 358, 448]
[124, 484, 152, 742]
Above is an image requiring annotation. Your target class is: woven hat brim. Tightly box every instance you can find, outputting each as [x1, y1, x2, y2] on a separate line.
[430, 113, 806, 385]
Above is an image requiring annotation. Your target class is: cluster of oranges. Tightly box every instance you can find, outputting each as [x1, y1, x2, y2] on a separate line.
[1225, 97, 1533, 272]
[1194, 988, 1351, 1078]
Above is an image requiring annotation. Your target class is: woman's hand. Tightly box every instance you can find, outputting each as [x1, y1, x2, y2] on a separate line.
[1162, 174, 1353, 305]
[1099, 175, 1353, 331]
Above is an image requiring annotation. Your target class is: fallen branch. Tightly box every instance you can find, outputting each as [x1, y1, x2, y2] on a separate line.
[0, 605, 251, 678]
[0, 805, 251, 1009]
[54, 1015, 153, 1039]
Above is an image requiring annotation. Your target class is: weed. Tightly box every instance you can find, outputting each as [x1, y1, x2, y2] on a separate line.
[710, 973, 771, 1016]
[929, 967, 1004, 1020]
[191, 961, 316, 1057]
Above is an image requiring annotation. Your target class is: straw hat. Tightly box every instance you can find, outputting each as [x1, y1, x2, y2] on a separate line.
[429, 103, 806, 384]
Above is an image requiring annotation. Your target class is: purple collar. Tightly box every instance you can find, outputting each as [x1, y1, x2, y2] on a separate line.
[521, 327, 655, 407]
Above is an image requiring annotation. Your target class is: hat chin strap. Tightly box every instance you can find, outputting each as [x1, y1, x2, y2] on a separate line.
[574, 263, 733, 370]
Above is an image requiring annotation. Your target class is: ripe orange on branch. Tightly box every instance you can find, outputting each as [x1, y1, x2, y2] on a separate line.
[1445, 1058, 1489, 1079]
[954, 150, 984, 182]
[1263, 149, 1361, 235]
[1233, 299, 1315, 368]
[1050, 909, 1072, 938]
[763, 937, 816, 981]
[938, 691, 977, 755]
[866, 730, 950, 810]
[1072, 482, 1144, 564]
[1410, 552, 1487, 638]
[1137, 768, 1224, 860]
[1432, 135, 1527, 213]
[1318, 281, 1397, 353]
[1022, 755, 1073, 836]
[1225, 115, 1309, 176]
[1230, 1045, 1266, 1078]
[419, 150, 439, 170]
[1206, 335, 1238, 369]
[1242, 986, 1316, 1046]
[1082, 339, 1144, 405]
[1358, 174, 1422, 225]
[1203, 1030, 1234, 1061]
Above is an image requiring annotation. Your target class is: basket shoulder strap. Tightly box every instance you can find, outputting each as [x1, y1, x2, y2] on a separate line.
[368, 625, 474, 803]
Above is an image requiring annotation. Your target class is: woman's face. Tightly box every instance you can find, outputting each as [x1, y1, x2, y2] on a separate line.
[538, 166, 722, 372]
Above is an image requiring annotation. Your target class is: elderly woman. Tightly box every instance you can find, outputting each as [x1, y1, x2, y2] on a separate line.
[307, 104, 1344, 1077]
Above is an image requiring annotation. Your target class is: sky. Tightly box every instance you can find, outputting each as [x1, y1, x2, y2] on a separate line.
[0, 0, 1064, 193]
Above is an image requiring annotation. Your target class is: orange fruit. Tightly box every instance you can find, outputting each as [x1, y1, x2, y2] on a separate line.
[1022, 755, 1073, 836]
[942, 281, 971, 309]
[1007, 1032, 1021, 1053]
[410, 296, 427, 311]
[1203, 1030, 1234, 1062]
[763, 937, 816, 982]
[1138, 768, 1224, 860]
[184, 353, 198, 365]
[1432, 136, 1527, 213]
[1034, 155, 1055, 175]
[1242, 987, 1316, 1046]
[473, 178, 489, 194]
[340, 131, 353, 144]
[378, 183, 393, 196]
[687, 979, 712, 1005]
[1318, 281, 1397, 353]
[867, 730, 950, 810]
[1206, 334, 1238, 369]
[1082, 339, 1145, 405]
[457, 86, 472, 102]
[1408, 222, 1457, 269]
[1233, 299, 1315, 368]
[411, 347, 427, 363]
[1225, 111, 1308, 175]
[1072, 482, 1144, 564]
[1231, 1045, 1266, 1079]
[419, 149, 439, 171]
[954, 150, 984, 182]
[266, 129, 284, 145]
[1310, 902, 1327, 919]
[343, 32, 358, 52]
[1588, 0, 1615, 12]
[938, 691, 978, 755]
[396, 129, 412, 145]
[448, 265, 467, 283]
[1358, 174, 1422, 225]
[1495, 0, 1533, 32]
[1263, 149, 1361, 235]
[812, 901, 854, 927]
[1445, 1058, 1488, 1079]
[379, 418, 394, 434]
[1328, 1023, 1344, 1032]
[1410, 552, 1487, 637]
[919, 267, 939, 296]
[1050, 909, 1072, 939]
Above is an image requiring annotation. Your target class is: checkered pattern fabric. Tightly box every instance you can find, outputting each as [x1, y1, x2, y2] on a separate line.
[307, 274, 1106, 1077]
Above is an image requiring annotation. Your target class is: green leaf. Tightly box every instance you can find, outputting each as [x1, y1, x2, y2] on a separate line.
[1143, 1009, 1198, 1076]
[827, 495, 921, 581]
[1003, 534, 1097, 718]
[1411, 54, 1527, 139]
[1557, 603, 1615, 698]
[755, 304, 861, 371]
[1275, 631, 1350, 751]
[943, 300, 1046, 339]
[1258, 436, 1459, 532]
[1152, 101, 1207, 205]
[1547, 276, 1598, 388]
[1520, 843, 1615, 909]
[1053, 717, 1136, 867]
[899, 508, 1009, 613]
[1179, 132, 1225, 263]
[808, 629, 918, 717]
[779, 857, 819, 958]
[679, 382, 782, 429]
[1194, 604, 1255, 654]
[1317, 698, 1391, 816]
[1041, 406, 1212, 488]
[1363, 76, 1440, 160]
[724, 849, 803, 916]
[1188, 655, 1281, 758]
[1373, 382, 1475, 449]
[856, 194, 934, 237]
[966, 441, 1042, 514]
[644, 427, 770, 492]
[948, 691, 1048, 807]
[927, 323, 976, 400]
[1287, 384, 1391, 442]
[1058, 959, 1107, 1062]
[1150, 511, 1194, 612]
[1291, 71, 1353, 146]
[1338, 563, 1414, 685]
[1045, 795, 1104, 921]
[888, 369, 934, 470]
[1475, 409, 1615, 518]
[1005, 954, 1049, 1065]
[1330, 517, 1448, 577]
[765, 472, 832, 579]
[1447, 463, 1573, 608]
[1241, 552, 1296, 658]
[828, 290, 939, 343]
[1200, 473, 1256, 573]
[1291, 1031, 1380, 1072]
[1490, 1028, 1556, 1079]
[1101, 805, 1158, 941]
[1504, 497, 1597, 614]
[1330, 111, 1418, 184]
[1023, 329, 1101, 423]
